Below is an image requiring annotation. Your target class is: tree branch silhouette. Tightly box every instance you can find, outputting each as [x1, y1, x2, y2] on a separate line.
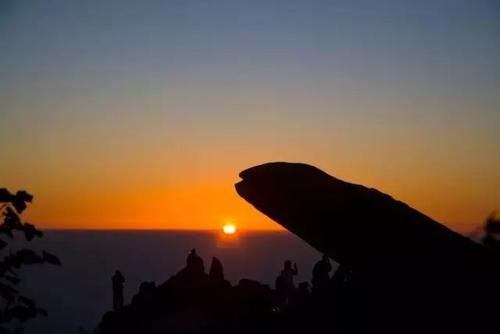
[0, 189, 61, 333]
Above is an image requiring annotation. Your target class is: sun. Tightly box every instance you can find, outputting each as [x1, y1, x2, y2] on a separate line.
[222, 223, 237, 235]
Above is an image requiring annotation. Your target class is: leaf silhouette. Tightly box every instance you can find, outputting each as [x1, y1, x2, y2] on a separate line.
[14, 250, 42, 265]
[4, 276, 20, 285]
[21, 223, 43, 241]
[18, 296, 35, 309]
[10, 201, 26, 215]
[0, 188, 13, 202]
[36, 308, 47, 317]
[11, 191, 32, 214]
[14, 191, 32, 204]
[0, 188, 59, 328]
[0, 282, 18, 302]
[6, 305, 37, 322]
[42, 251, 61, 266]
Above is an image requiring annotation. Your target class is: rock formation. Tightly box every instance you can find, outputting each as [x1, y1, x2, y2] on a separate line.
[236, 162, 500, 333]
[96, 250, 294, 334]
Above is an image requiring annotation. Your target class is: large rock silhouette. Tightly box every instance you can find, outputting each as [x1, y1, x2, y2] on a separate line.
[236, 162, 500, 332]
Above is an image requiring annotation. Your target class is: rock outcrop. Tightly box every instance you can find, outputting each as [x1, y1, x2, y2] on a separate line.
[236, 162, 500, 333]
[96, 250, 297, 334]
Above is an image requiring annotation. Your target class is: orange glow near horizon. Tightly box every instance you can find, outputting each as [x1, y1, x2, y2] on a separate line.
[14, 176, 285, 231]
[4, 150, 499, 234]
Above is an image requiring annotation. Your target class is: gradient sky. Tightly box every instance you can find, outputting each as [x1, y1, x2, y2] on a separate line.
[1, 0, 499, 232]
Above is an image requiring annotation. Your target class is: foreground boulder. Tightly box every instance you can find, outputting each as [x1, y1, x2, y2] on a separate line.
[236, 162, 500, 333]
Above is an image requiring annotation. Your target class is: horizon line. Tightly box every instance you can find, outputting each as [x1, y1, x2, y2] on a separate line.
[40, 227, 286, 233]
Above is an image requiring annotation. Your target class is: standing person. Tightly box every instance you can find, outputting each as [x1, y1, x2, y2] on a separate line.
[312, 254, 332, 291]
[281, 260, 298, 287]
[280, 260, 298, 303]
[112, 270, 125, 311]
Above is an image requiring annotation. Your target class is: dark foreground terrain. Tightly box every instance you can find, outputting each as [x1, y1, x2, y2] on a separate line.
[19, 231, 319, 333]
[97, 249, 339, 334]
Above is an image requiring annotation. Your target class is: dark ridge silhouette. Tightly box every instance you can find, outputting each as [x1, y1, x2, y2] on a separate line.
[97, 249, 324, 334]
[235, 162, 500, 333]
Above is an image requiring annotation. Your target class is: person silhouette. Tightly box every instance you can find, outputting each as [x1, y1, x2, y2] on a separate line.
[281, 260, 298, 289]
[312, 254, 332, 291]
[112, 270, 125, 311]
[277, 260, 298, 304]
[483, 212, 500, 251]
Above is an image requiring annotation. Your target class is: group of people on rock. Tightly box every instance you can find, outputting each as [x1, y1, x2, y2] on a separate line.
[275, 254, 334, 305]
[112, 248, 338, 312]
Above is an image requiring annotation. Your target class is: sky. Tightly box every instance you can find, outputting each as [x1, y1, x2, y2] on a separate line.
[1, 0, 499, 232]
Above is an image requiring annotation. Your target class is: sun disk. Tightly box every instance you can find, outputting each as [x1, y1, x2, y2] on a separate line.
[223, 223, 237, 235]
